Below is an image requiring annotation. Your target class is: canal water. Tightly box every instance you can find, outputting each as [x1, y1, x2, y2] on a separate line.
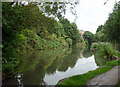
[3, 46, 102, 86]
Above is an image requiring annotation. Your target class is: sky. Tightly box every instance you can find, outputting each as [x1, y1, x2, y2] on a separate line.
[65, 0, 120, 34]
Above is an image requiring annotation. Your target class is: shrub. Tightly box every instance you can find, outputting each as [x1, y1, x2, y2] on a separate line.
[91, 42, 116, 59]
[66, 38, 72, 46]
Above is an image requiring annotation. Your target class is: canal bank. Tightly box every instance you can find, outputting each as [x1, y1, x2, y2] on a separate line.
[57, 60, 120, 86]
[87, 65, 120, 86]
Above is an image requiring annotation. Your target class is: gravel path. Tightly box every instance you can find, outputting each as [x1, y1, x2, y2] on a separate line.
[87, 66, 120, 86]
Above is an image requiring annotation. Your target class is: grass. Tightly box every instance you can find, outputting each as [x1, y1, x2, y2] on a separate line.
[58, 60, 120, 86]
[114, 51, 120, 58]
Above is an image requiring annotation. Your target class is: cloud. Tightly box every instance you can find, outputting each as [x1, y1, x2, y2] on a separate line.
[65, 0, 120, 34]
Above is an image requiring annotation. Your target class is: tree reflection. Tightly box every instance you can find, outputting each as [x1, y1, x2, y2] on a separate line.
[58, 45, 83, 72]
[82, 45, 92, 58]
[82, 44, 108, 66]
[15, 45, 83, 85]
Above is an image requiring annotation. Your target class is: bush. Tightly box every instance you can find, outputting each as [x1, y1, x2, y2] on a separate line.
[91, 42, 116, 59]
[66, 38, 72, 46]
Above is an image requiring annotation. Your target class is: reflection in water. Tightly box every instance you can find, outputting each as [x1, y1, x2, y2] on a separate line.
[94, 50, 108, 66]
[3, 46, 99, 86]
[44, 55, 98, 85]
[82, 45, 92, 58]
[82, 45, 108, 66]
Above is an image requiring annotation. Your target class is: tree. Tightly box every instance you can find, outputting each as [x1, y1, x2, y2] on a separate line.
[94, 25, 106, 42]
[104, 3, 120, 44]
[83, 31, 95, 45]
[60, 18, 81, 44]
[96, 25, 104, 33]
[10, 1, 79, 20]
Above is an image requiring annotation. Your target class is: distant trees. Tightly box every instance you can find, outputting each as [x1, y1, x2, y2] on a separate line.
[60, 18, 82, 44]
[94, 25, 106, 42]
[96, 25, 104, 33]
[83, 31, 95, 45]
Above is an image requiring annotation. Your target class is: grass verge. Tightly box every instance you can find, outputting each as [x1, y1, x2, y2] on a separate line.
[58, 60, 120, 86]
[114, 51, 120, 58]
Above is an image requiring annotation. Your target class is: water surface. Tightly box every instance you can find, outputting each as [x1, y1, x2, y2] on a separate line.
[3, 46, 100, 86]
[44, 55, 98, 85]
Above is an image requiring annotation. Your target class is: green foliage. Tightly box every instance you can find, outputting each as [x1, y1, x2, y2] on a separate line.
[82, 45, 92, 58]
[83, 31, 95, 45]
[114, 51, 120, 58]
[66, 38, 72, 46]
[94, 25, 106, 42]
[96, 25, 104, 33]
[33, 1, 79, 19]
[94, 3, 120, 46]
[60, 18, 82, 44]
[104, 3, 120, 44]
[2, 2, 82, 77]
[91, 42, 116, 59]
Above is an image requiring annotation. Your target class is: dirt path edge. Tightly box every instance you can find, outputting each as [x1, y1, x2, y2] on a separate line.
[87, 66, 120, 86]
